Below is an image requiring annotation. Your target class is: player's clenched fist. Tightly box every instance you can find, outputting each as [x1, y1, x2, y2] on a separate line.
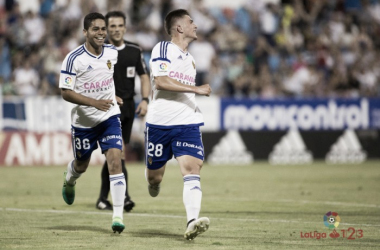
[94, 99, 114, 111]
[196, 84, 212, 96]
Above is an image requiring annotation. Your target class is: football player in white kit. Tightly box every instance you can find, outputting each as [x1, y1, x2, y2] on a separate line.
[59, 12, 125, 234]
[145, 9, 212, 240]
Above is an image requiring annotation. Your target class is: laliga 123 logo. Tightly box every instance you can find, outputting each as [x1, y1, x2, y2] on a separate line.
[300, 211, 363, 240]
[65, 77, 72, 85]
[159, 63, 167, 71]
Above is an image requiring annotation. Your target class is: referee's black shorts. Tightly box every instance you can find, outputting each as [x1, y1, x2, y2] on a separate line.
[119, 98, 135, 144]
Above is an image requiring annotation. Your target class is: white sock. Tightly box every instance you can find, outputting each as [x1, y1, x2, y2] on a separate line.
[65, 160, 81, 186]
[110, 173, 126, 220]
[183, 174, 202, 223]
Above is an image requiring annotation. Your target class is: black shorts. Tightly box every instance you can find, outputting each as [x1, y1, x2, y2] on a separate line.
[119, 99, 135, 143]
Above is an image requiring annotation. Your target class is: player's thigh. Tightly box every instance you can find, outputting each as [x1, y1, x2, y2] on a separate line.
[97, 115, 123, 154]
[171, 127, 204, 158]
[171, 126, 204, 169]
[104, 148, 122, 174]
[71, 126, 99, 162]
[145, 126, 173, 170]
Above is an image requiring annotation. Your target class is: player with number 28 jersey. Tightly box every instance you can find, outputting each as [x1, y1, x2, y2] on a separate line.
[147, 41, 203, 127]
[144, 9, 212, 241]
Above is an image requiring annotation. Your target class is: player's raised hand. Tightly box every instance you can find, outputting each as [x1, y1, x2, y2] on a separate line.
[94, 99, 114, 111]
[196, 84, 212, 96]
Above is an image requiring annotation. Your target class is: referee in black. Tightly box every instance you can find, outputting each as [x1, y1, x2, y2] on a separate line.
[96, 11, 150, 212]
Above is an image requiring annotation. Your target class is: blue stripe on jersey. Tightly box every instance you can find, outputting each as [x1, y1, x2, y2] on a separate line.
[104, 44, 117, 50]
[160, 41, 169, 59]
[164, 42, 169, 58]
[66, 46, 85, 73]
[152, 57, 171, 63]
[61, 70, 76, 76]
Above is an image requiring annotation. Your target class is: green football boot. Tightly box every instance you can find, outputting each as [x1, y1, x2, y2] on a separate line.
[62, 171, 75, 205]
[112, 217, 125, 234]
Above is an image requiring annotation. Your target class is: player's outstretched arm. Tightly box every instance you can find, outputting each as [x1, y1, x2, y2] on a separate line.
[154, 76, 212, 96]
[61, 88, 114, 111]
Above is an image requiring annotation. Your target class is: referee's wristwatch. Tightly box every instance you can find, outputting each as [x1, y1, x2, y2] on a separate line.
[142, 97, 149, 104]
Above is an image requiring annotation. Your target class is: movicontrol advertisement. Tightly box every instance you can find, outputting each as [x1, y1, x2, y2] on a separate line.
[222, 98, 380, 131]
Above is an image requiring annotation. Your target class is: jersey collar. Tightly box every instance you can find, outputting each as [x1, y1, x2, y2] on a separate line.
[170, 42, 189, 59]
[83, 43, 105, 59]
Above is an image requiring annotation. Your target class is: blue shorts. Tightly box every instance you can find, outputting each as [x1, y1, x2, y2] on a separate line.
[71, 115, 122, 161]
[145, 125, 204, 170]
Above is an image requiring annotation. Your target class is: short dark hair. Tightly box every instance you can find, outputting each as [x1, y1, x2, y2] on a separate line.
[164, 9, 190, 36]
[105, 11, 126, 27]
[83, 12, 105, 30]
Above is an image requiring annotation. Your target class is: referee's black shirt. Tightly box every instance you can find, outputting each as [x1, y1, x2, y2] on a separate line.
[109, 40, 148, 99]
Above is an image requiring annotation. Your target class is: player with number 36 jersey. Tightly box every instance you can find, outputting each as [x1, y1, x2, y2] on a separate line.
[59, 43, 119, 128]
[59, 13, 126, 234]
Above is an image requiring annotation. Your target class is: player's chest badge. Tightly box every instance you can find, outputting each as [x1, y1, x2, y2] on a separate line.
[107, 60, 112, 69]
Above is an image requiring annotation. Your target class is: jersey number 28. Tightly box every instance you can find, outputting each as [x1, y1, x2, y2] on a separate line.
[147, 142, 163, 157]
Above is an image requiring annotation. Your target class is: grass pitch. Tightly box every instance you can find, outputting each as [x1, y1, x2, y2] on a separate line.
[1, 161, 380, 250]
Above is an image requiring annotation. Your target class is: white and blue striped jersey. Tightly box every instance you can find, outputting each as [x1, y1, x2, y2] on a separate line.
[59, 43, 120, 128]
[147, 41, 204, 128]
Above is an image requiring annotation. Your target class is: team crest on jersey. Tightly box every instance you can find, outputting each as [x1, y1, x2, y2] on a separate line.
[148, 157, 153, 165]
[107, 60, 112, 69]
[192, 61, 196, 69]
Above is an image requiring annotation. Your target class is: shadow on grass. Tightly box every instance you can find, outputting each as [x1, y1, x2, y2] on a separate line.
[204, 211, 326, 216]
[129, 229, 185, 242]
[45, 225, 110, 234]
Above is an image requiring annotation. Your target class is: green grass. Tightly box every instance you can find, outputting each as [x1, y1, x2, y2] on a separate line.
[1, 161, 380, 250]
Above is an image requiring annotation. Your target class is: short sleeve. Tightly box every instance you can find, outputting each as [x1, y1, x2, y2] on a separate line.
[150, 42, 172, 77]
[59, 53, 77, 90]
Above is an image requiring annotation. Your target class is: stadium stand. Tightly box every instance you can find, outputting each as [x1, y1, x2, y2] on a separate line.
[0, 0, 379, 98]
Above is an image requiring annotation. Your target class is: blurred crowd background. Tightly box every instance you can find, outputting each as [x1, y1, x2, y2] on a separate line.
[1, 0, 380, 99]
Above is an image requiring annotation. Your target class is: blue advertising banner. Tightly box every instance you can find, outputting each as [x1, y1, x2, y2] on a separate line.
[221, 98, 380, 131]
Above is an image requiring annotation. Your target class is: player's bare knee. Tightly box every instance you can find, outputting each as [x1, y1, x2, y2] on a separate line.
[108, 160, 122, 174]
[180, 157, 203, 175]
[147, 174, 163, 185]
[74, 160, 89, 173]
